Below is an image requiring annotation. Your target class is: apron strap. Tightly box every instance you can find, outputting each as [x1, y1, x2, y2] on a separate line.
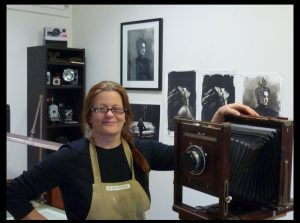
[89, 137, 102, 184]
[121, 138, 136, 179]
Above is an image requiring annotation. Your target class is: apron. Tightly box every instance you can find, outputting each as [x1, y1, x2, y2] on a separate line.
[86, 137, 150, 220]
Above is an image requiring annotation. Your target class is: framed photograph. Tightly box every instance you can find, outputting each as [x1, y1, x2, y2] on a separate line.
[121, 18, 163, 90]
[130, 103, 160, 140]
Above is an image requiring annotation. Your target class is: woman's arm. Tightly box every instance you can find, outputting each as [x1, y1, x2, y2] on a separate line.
[7, 146, 71, 220]
[211, 103, 259, 123]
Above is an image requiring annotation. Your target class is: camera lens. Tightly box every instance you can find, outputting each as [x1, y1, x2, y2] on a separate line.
[180, 150, 197, 171]
[180, 145, 207, 175]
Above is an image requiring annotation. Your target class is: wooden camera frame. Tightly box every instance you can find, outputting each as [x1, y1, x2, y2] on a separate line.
[173, 115, 294, 220]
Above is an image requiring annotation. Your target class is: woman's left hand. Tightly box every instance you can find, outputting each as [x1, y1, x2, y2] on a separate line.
[211, 103, 259, 123]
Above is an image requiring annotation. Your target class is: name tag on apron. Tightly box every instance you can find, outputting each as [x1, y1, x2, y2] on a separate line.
[106, 184, 131, 191]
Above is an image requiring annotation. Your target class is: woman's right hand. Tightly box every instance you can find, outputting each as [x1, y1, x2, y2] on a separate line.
[211, 103, 259, 123]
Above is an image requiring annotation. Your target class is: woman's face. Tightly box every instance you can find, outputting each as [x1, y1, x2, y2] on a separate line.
[258, 91, 269, 106]
[138, 43, 146, 56]
[89, 91, 126, 138]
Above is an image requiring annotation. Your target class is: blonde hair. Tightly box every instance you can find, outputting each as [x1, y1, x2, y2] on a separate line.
[81, 81, 150, 173]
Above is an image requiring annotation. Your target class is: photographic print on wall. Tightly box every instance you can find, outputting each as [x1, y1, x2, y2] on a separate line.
[130, 103, 160, 140]
[121, 18, 163, 90]
[242, 75, 281, 117]
[201, 73, 235, 121]
[168, 71, 196, 132]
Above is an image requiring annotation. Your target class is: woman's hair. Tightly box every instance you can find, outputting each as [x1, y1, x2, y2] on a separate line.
[81, 80, 150, 173]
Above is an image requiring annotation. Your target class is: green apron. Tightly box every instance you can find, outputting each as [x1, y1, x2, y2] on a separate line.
[86, 137, 150, 220]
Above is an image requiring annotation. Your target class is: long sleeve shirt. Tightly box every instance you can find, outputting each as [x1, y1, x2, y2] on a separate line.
[6, 137, 174, 220]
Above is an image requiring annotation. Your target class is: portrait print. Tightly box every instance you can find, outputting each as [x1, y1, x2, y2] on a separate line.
[127, 29, 154, 81]
[121, 18, 163, 90]
[167, 71, 196, 132]
[243, 75, 281, 117]
[201, 74, 235, 121]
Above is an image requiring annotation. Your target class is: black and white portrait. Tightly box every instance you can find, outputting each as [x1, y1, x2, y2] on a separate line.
[130, 104, 160, 140]
[243, 76, 281, 117]
[168, 71, 196, 132]
[201, 74, 235, 121]
[121, 18, 163, 90]
[127, 29, 154, 81]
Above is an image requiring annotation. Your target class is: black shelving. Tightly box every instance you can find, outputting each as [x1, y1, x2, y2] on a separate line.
[27, 45, 85, 170]
[47, 86, 83, 89]
[47, 123, 81, 128]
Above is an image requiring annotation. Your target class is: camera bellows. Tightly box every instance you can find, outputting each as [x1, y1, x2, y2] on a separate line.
[229, 124, 280, 203]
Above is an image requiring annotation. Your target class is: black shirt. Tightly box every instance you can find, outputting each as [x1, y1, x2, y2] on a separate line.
[6, 138, 174, 220]
[96, 143, 132, 182]
[135, 56, 152, 80]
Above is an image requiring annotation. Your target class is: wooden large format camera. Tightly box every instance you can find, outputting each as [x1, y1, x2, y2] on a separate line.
[173, 115, 293, 220]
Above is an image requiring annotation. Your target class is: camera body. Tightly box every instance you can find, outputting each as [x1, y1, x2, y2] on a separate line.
[60, 107, 74, 123]
[44, 27, 67, 40]
[52, 76, 61, 86]
[173, 115, 294, 220]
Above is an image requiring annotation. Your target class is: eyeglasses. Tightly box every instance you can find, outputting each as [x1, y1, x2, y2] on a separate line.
[91, 106, 127, 115]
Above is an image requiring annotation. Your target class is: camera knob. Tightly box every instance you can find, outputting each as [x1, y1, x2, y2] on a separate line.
[180, 145, 207, 175]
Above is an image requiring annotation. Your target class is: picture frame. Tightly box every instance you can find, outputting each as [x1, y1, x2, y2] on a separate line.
[130, 103, 161, 141]
[121, 18, 163, 90]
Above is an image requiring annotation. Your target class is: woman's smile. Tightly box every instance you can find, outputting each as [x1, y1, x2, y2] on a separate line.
[102, 121, 117, 125]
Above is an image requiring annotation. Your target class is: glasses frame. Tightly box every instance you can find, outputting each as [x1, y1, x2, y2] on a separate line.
[91, 106, 127, 115]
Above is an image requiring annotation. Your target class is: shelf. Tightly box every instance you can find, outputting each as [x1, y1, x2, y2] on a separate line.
[28, 45, 85, 210]
[28, 45, 85, 171]
[47, 62, 85, 66]
[47, 85, 83, 89]
[46, 46, 84, 51]
[47, 122, 81, 129]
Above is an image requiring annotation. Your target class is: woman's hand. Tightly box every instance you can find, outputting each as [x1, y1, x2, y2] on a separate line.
[21, 209, 47, 220]
[211, 103, 259, 123]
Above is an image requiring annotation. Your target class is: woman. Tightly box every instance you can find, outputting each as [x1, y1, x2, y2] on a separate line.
[6, 81, 259, 220]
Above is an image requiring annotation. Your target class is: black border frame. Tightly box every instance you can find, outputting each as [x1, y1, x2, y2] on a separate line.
[120, 18, 163, 91]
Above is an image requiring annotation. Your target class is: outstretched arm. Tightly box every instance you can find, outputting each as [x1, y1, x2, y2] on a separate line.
[211, 103, 259, 123]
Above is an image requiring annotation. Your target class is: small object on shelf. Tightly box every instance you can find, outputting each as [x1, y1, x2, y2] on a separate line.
[69, 57, 84, 64]
[48, 51, 68, 63]
[48, 103, 61, 122]
[46, 71, 51, 85]
[59, 105, 75, 123]
[52, 76, 61, 86]
[45, 27, 67, 39]
[44, 27, 67, 47]
[48, 97, 61, 122]
[63, 109, 73, 122]
[69, 61, 84, 65]
[62, 69, 78, 85]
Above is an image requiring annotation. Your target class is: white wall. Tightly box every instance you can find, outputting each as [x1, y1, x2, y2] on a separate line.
[7, 4, 293, 220]
[71, 5, 293, 220]
[6, 5, 72, 179]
